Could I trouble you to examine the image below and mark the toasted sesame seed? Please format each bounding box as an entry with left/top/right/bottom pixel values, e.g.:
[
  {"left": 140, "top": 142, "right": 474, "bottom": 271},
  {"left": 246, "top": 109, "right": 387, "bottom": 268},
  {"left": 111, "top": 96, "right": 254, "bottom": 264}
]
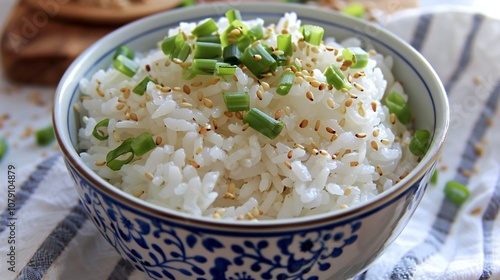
[
  {"left": 172, "top": 58, "right": 183, "bottom": 64},
  {"left": 287, "top": 150, "right": 293, "bottom": 159},
  {"left": 225, "top": 192, "right": 236, "bottom": 200},
  {"left": 173, "top": 86, "right": 182, "bottom": 92},
  {"left": 371, "top": 141, "right": 378, "bottom": 151},
  {"left": 373, "top": 129, "right": 380, "bottom": 137},
  {"left": 473, "top": 144, "right": 484, "bottom": 157},
  {"left": 96, "top": 85, "right": 105, "bottom": 97},
  {"left": 274, "top": 109, "right": 282, "bottom": 120},
  {"left": 350, "top": 161, "right": 359, "bottom": 167},
  {"left": 183, "top": 85, "right": 191, "bottom": 94},
  {"left": 130, "top": 112, "right": 138, "bottom": 121},
  {"left": 326, "top": 127, "right": 336, "bottom": 134},
  {"left": 206, "top": 77, "right": 220, "bottom": 86},
  {"left": 180, "top": 102, "right": 193, "bottom": 108},
  {"left": 376, "top": 165, "right": 383, "bottom": 175},
  {"left": 294, "top": 143, "right": 305, "bottom": 149},
  {"left": 353, "top": 83, "right": 364, "bottom": 92},
  {"left": 355, "top": 133, "right": 366, "bottom": 138},
  {"left": 471, "top": 207, "right": 482, "bottom": 215},
  {"left": 358, "top": 106, "right": 365, "bottom": 117},
  {"left": 195, "top": 145, "right": 203, "bottom": 155},
  {"left": 261, "top": 81, "right": 270, "bottom": 91},
  {"left": 344, "top": 188, "right": 352, "bottom": 195},
  {"left": 188, "top": 160, "right": 200, "bottom": 168},
  {"left": 235, "top": 111, "right": 243, "bottom": 120},
  {"left": 345, "top": 98, "right": 353, "bottom": 107},
  {"left": 113, "top": 130, "right": 120, "bottom": 142},
  {"left": 380, "top": 139, "right": 390, "bottom": 145},
  {"left": 313, "top": 120, "right": 320, "bottom": 131},
  {"left": 116, "top": 103, "right": 125, "bottom": 110},
  {"left": 461, "top": 168, "right": 472, "bottom": 178},
  {"left": 299, "top": 119, "right": 309, "bottom": 128},
  {"left": 228, "top": 28, "right": 242, "bottom": 36},
  {"left": 242, "top": 123, "right": 250, "bottom": 131},
  {"left": 145, "top": 172, "right": 154, "bottom": 180},
  {"left": 161, "top": 86, "right": 172, "bottom": 93},
  {"left": 310, "top": 80, "right": 320, "bottom": 88},
  {"left": 224, "top": 111, "right": 233, "bottom": 118},
  {"left": 213, "top": 212, "right": 221, "bottom": 219},
  {"left": 311, "top": 141, "right": 319, "bottom": 150},
  {"left": 95, "top": 160, "right": 106, "bottom": 166},
  {"left": 368, "top": 49, "right": 377, "bottom": 56},
  {"left": 339, "top": 204, "right": 348, "bottom": 209},
  {"left": 347, "top": 73, "right": 353, "bottom": 83},
  {"left": 327, "top": 98, "right": 335, "bottom": 109},
  {"left": 399, "top": 171, "right": 409, "bottom": 180},
  {"left": 336, "top": 56, "right": 343, "bottom": 62},
  {"left": 191, "top": 81, "right": 203, "bottom": 87},
  {"left": 123, "top": 89, "right": 131, "bottom": 99},
  {"left": 256, "top": 90, "right": 263, "bottom": 100},
  {"left": 284, "top": 161, "right": 292, "bottom": 169},
  {"left": 203, "top": 98, "right": 214, "bottom": 108},
  {"left": 348, "top": 92, "right": 358, "bottom": 99},
  {"left": 390, "top": 113, "right": 396, "bottom": 124},
  {"left": 145, "top": 94, "right": 152, "bottom": 101},
  {"left": 197, "top": 91, "right": 203, "bottom": 101},
  {"left": 134, "top": 190, "right": 145, "bottom": 198},
  {"left": 164, "top": 59, "right": 171, "bottom": 66},
  {"left": 306, "top": 91, "right": 314, "bottom": 101},
  {"left": 325, "top": 45, "right": 335, "bottom": 51},
  {"left": 312, "top": 148, "right": 319, "bottom": 155},
  {"left": 253, "top": 54, "right": 263, "bottom": 61},
  {"left": 371, "top": 101, "right": 377, "bottom": 112},
  {"left": 339, "top": 118, "right": 346, "bottom": 127},
  {"left": 319, "top": 150, "right": 329, "bottom": 157}
]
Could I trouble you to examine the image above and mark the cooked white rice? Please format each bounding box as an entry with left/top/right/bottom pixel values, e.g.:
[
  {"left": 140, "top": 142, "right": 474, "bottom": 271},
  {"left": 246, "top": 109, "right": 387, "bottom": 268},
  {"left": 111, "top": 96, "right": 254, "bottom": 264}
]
[{"left": 77, "top": 12, "right": 419, "bottom": 220}]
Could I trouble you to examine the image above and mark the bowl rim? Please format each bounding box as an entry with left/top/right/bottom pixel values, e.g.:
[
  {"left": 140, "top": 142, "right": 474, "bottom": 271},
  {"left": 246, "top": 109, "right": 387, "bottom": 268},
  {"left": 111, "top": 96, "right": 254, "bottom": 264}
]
[{"left": 53, "top": 2, "right": 449, "bottom": 230}]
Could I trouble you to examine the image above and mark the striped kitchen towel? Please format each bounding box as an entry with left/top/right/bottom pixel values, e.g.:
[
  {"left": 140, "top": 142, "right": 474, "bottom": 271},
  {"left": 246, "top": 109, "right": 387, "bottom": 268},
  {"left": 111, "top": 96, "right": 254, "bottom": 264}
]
[{"left": 1, "top": 5, "right": 500, "bottom": 280}]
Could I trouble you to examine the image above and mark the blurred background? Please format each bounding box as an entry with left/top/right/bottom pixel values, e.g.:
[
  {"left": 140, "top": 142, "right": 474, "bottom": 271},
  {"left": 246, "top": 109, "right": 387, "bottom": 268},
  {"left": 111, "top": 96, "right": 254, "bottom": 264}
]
[{"left": 0, "top": 0, "right": 497, "bottom": 170}]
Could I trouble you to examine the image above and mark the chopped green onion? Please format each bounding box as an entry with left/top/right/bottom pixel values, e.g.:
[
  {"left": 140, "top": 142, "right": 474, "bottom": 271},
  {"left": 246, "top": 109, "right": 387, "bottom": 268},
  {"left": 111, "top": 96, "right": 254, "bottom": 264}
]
[
  {"left": 430, "top": 169, "right": 438, "bottom": 185},
  {"left": 193, "top": 42, "right": 222, "bottom": 59},
  {"left": 323, "top": 63, "right": 352, "bottom": 90},
  {"left": 249, "top": 24, "right": 264, "bottom": 41},
  {"left": 171, "top": 42, "right": 191, "bottom": 62},
  {"left": 36, "top": 125, "right": 55, "bottom": 146},
  {"left": 240, "top": 43, "right": 277, "bottom": 78},
  {"left": 191, "top": 59, "right": 217, "bottom": 75},
  {"left": 300, "top": 25, "right": 324, "bottom": 46},
  {"left": 342, "top": 47, "right": 369, "bottom": 69},
  {"left": 342, "top": 3, "right": 366, "bottom": 18},
  {"left": 0, "top": 138, "right": 7, "bottom": 161},
  {"left": 223, "top": 44, "right": 243, "bottom": 65},
  {"left": 385, "top": 91, "right": 412, "bottom": 125},
  {"left": 92, "top": 118, "right": 110, "bottom": 141},
  {"left": 225, "top": 9, "right": 242, "bottom": 23},
  {"left": 106, "top": 138, "right": 134, "bottom": 171},
  {"left": 276, "top": 71, "right": 295, "bottom": 96},
  {"left": 132, "top": 76, "right": 157, "bottom": 96},
  {"left": 131, "top": 132, "right": 156, "bottom": 156},
  {"left": 243, "top": 108, "right": 284, "bottom": 140},
  {"left": 191, "top": 18, "right": 218, "bottom": 37},
  {"left": 114, "top": 55, "right": 138, "bottom": 77},
  {"left": 444, "top": 180, "right": 470, "bottom": 206},
  {"left": 215, "top": 63, "right": 237, "bottom": 76},
  {"left": 161, "top": 35, "right": 177, "bottom": 55},
  {"left": 113, "top": 45, "right": 134, "bottom": 60},
  {"left": 223, "top": 92, "right": 250, "bottom": 112},
  {"left": 220, "top": 20, "right": 248, "bottom": 47},
  {"left": 197, "top": 35, "right": 221, "bottom": 44},
  {"left": 409, "top": 129, "right": 431, "bottom": 157},
  {"left": 277, "top": 34, "right": 293, "bottom": 57},
  {"left": 182, "top": 66, "right": 196, "bottom": 80}
]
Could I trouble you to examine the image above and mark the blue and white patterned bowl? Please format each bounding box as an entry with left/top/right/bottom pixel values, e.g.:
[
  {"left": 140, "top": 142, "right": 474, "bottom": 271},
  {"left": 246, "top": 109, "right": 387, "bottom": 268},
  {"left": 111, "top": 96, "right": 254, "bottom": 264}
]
[{"left": 53, "top": 3, "right": 448, "bottom": 279}]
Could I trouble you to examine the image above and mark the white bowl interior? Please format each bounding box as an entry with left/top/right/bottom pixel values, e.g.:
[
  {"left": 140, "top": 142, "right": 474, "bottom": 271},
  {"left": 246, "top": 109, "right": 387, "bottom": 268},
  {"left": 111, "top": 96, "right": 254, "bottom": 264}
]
[{"left": 54, "top": 2, "right": 448, "bottom": 226}]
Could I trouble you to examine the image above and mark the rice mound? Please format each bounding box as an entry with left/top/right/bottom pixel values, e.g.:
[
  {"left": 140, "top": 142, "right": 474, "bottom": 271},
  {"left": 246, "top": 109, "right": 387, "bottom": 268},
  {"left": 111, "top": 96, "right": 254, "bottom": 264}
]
[{"left": 77, "top": 12, "right": 419, "bottom": 220}]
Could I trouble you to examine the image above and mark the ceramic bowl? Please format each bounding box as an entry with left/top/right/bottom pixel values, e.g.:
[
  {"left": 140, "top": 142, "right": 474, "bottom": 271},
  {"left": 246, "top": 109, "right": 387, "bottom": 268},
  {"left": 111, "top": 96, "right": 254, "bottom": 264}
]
[{"left": 53, "top": 2, "right": 449, "bottom": 279}]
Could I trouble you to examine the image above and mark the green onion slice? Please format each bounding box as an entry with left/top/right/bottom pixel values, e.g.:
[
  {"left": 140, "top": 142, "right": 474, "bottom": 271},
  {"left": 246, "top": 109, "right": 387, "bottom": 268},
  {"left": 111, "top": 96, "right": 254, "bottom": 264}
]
[
  {"left": 197, "top": 35, "right": 221, "bottom": 44},
  {"left": 191, "top": 18, "right": 218, "bottom": 37},
  {"left": 240, "top": 43, "right": 277, "bottom": 78},
  {"left": 194, "top": 42, "right": 222, "bottom": 59},
  {"left": 385, "top": 91, "right": 412, "bottom": 125},
  {"left": 444, "top": 180, "right": 470, "bottom": 206},
  {"left": 300, "top": 24, "right": 324, "bottom": 46},
  {"left": 342, "top": 47, "right": 369, "bottom": 69},
  {"left": 113, "top": 45, "right": 134, "bottom": 60},
  {"left": 430, "top": 169, "right": 438, "bottom": 185},
  {"left": 223, "top": 44, "right": 243, "bottom": 65},
  {"left": 220, "top": 20, "right": 248, "bottom": 47},
  {"left": 249, "top": 24, "right": 264, "bottom": 41},
  {"left": 276, "top": 71, "right": 295, "bottom": 96},
  {"left": 131, "top": 132, "right": 156, "bottom": 156},
  {"left": 0, "top": 138, "right": 7, "bottom": 161},
  {"left": 171, "top": 42, "right": 191, "bottom": 62},
  {"left": 36, "top": 125, "right": 55, "bottom": 146},
  {"left": 223, "top": 92, "right": 250, "bottom": 112},
  {"left": 342, "top": 3, "right": 366, "bottom": 18},
  {"left": 92, "top": 118, "right": 110, "bottom": 141},
  {"left": 114, "top": 55, "right": 138, "bottom": 77},
  {"left": 409, "top": 129, "right": 431, "bottom": 157},
  {"left": 215, "top": 63, "right": 237, "bottom": 76},
  {"left": 277, "top": 34, "right": 293, "bottom": 57},
  {"left": 161, "top": 35, "right": 177, "bottom": 55},
  {"left": 192, "top": 59, "right": 217, "bottom": 75},
  {"left": 106, "top": 138, "right": 134, "bottom": 171},
  {"left": 226, "top": 9, "right": 242, "bottom": 23},
  {"left": 323, "top": 63, "right": 352, "bottom": 90},
  {"left": 243, "top": 108, "right": 284, "bottom": 140},
  {"left": 132, "top": 76, "right": 157, "bottom": 96}
]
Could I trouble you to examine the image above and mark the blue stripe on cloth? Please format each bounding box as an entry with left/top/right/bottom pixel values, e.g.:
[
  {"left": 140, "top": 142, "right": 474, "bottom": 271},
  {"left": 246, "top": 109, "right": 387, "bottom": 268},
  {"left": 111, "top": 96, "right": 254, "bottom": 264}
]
[
  {"left": 410, "top": 13, "right": 434, "bottom": 51},
  {"left": 389, "top": 80, "right": 500, "bottom": 279},
  {"left": 480, "top": 174, "right": 500, "bottom": 279},
  {"left": 0, "top": 154, "right": 59, "bottom": 233},
  {"left": 15, "top": 202, "right": 89, "bottom": 280},
  {"left": 444, "top": 13, "right": 485, "bottom": 92},
  {"left": 107, "top": 258, "right": 136, "bottom": 280}
]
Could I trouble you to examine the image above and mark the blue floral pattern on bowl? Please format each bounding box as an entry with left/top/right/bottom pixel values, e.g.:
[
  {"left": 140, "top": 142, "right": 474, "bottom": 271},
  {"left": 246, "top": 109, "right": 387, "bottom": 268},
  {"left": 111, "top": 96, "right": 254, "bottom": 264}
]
[{"left": 66, "top": 161, "right": 363, "bottom": 280}]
